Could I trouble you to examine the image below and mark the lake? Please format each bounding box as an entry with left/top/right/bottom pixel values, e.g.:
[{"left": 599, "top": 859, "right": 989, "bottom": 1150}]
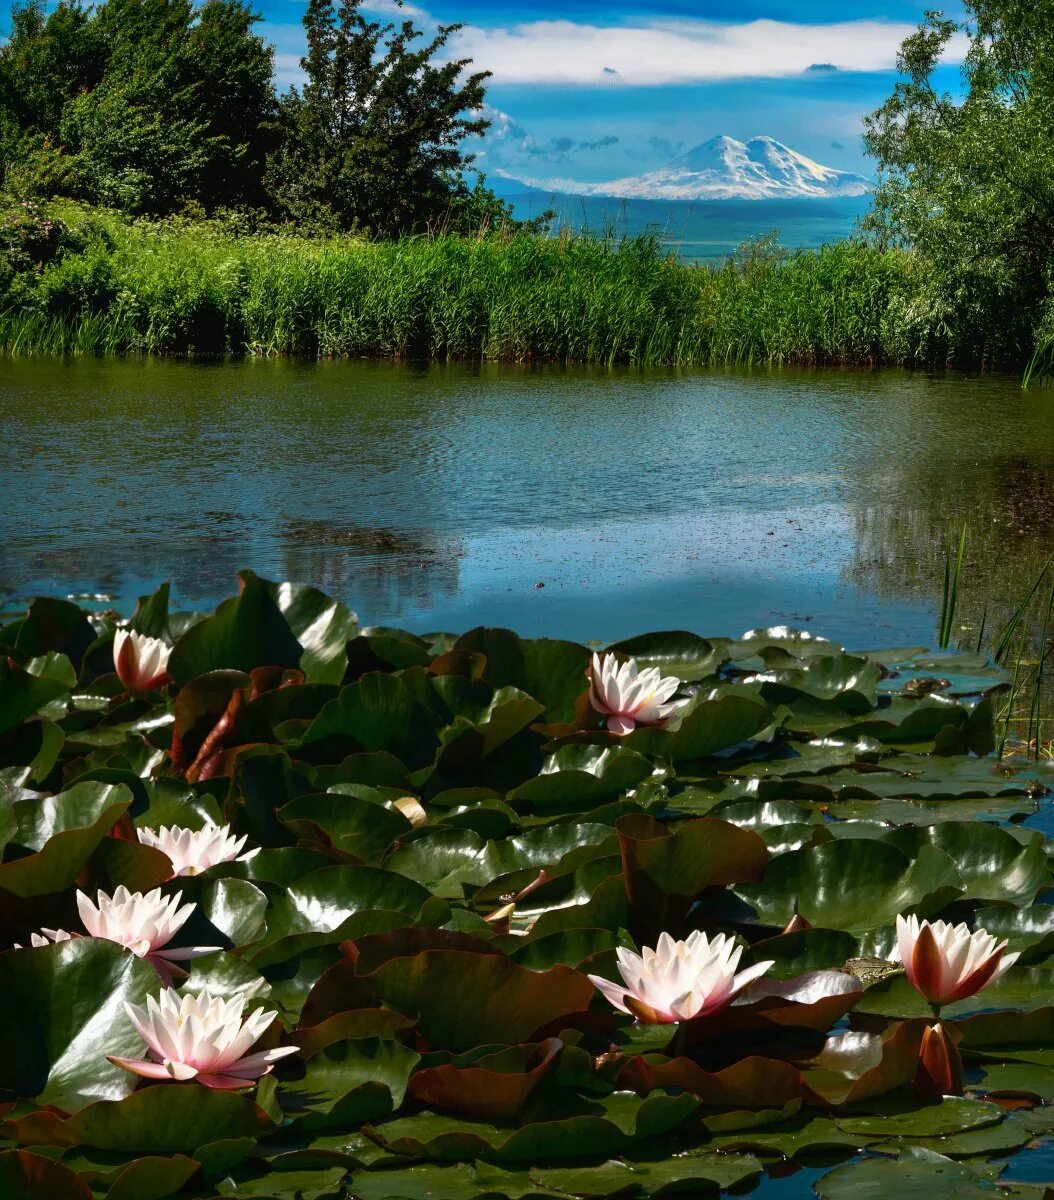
[
  {"left": 3, "top": 357, "right": 1053, "bottom": 652},
  {"left": 501, "top": 193, "right": 871, "bottom": 261}
]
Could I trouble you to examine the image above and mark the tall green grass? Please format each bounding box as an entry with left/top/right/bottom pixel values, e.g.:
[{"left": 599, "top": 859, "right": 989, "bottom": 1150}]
[{"left": 0, "top": 205, "right": 913, "bottom": 365}]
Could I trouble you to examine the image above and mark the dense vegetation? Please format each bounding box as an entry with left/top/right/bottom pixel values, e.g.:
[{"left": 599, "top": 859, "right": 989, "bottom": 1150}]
[
  {"left": 864, "top": 0, "right": 1054, "bottom": 372},
  {"left": 0, "top": 0, "right": 1050, "bottom": 366},
  {"left": 0, "top": 199, "right": 922, "bottom": 363},
  {"left": 0, "top": 0, "right": 509, "bottom": 233},
  {"left": 1, "top": 572, "right": 1053, "bottom": 1197}
]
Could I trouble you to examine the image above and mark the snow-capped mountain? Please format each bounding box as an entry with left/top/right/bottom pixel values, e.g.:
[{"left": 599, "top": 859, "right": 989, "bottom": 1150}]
[{"left": 506, "top": 135, "right": 872, "bottom": 201}]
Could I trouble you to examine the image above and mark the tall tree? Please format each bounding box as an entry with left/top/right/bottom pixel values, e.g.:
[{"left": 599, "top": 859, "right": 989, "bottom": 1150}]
[
  {"left": 863, "top": 0, "right": 1054, "bottom": 366},
  {"left": 0, "top": 0, "right": 275, "bottom": 213},
  {"left": 267, "top": 0, "right": 495, "bottom": 234}
]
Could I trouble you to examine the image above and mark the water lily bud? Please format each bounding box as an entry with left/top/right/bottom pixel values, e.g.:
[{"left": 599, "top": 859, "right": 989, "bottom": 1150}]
[
  {"left": 914, "top": 1020, "right": 964, "bottom": 1099},
  {"left": 588, "top": 653, "right": 688, "bottom": 735},
  {"left": 588, "top": 930, "right": 774, "bottom": 1024},
  {"left": 109, "top": 988, "right": 298, "bottom": 1089},
  {"left": 895, "top": 915, "right": 1018, "bottom": 1006},
  {"left": 113, "top": 628, "right": 172, "bottom": 692},
  {"left": 782, "top": 911, "right": 813, "bottom": 935}
]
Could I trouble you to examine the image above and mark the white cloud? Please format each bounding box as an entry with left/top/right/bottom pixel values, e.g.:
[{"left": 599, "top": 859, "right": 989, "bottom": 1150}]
[{"left": 448, "top": 18, "right": 968, "bottom": 86}]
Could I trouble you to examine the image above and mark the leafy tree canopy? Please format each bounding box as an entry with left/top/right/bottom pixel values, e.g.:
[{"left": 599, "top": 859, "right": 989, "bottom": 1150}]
[
  {"left": 864, "top": 0, "right": 1054, "bottom": 367},
  {"left": 0, "top": 0, "right": 513, "bottom": 231}
]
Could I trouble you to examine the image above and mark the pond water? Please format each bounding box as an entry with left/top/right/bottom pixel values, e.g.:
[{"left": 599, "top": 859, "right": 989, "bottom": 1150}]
[{"left": 3, "top": 357, "right": 1054, "bottom": 652}]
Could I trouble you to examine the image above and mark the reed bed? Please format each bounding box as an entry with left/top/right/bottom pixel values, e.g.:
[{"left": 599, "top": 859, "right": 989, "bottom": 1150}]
[{"left": 0, "top": 206, "right": 916, "bottom": 365}]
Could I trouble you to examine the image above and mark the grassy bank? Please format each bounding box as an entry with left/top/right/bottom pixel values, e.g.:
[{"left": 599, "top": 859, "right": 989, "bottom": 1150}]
[{"left": 0, "top": 198, "right": 959, "bottom": 366}]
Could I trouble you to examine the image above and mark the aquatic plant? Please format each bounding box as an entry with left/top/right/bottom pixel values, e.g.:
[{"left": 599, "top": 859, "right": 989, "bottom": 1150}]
[{"left": 0, "top": 573, "right": 1053, "bottom": 1196}]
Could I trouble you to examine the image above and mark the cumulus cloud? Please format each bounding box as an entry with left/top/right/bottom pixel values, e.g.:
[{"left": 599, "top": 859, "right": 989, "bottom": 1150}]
[{"left": 447, "top": 18, "right": 968, "bottom": 86}]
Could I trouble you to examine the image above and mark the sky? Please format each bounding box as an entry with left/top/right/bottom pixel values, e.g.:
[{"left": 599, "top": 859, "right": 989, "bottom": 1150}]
[{"left": 258, "top": 0, "right": 967, "bottom": 186}]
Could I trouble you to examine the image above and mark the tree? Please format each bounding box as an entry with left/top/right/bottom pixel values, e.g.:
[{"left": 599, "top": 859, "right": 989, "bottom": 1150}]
[
  {"left": 267, "top": 0, "right": 497, "bottom": 234},
  {"left": 0, "top": 0, "right": 275, "bottom": 213},
  {"left": 863, "top": 0, "right": 1054, "bottom": 366}
]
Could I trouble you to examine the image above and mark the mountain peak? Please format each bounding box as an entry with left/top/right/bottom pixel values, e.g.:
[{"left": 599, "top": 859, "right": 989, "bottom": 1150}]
[{"left": 543, "top": 134, "right": 873, "bottom": 202}]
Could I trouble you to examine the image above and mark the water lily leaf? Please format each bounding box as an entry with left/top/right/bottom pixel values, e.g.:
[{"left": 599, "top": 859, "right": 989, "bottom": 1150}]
[
  {"left": 251, "top": 865, "right": 433, "bottom": 964},
  {"left": 0, "top": 658, "right": 71, "bottom": 737},
  {"left": 367, "top": 1093, "right": 700, "bottom": 1164},
  {"left": 624, "top": 686, "right": 773, "bottom": 762},
  {"left": 735, "top": 840, "right": 964, "bottom": 932},
  {"left": 0, "top": 1150, "right": 93, "bottom": 1200},
  {"left": 508, "top": 746, "right": 654, "bottom": 812},
  {"left": 364, "top": 951, "right": 595, "bottom": 1051},
  {"left": 617, "top": 813, "right": 767, "bottom": 939},
  {"left": 407, "top": 1039, "right": 562, "bottom": 1120},
  {"left": 433, "top": 680, "right": 544, "bottom": 768},
  {"left": 814, "top": 1147, "right": 1025, "bottom": 1199},
  {"left": 104, "top": 1153, "right": 200, "bottom": 1200},
  {"left": 129, "top": 583, "right": 171, "bottom": 641},
  {"left": 384, "top": 828, "right": 486, "bottom": 893},
  {"left": 971, "top": 906, "right": 1054, "bottom": 962},
  {"left": 0, "top": 783, "right": 132, "bottom": 897},
  {"left": 278, "top": 791, "right": 412, "bottom": 861},
  {"left": 214, "top": 1164, "right": 349, "bottom": 1197},
  {"left": 168, "top": 572, "right": 303, "bottom": 686},
  {"left": 834, "top": 1097, "right": 1005, "bottom": 1138},
  {"left": 183, "top": 951, "right": 271, "bottom": 1002},
  {"left": 745, "top": 654, "right": 881, "bottom": 713},
  {"left": 451, "top": 629, "right": 590, "bottom": 725},
  {"left": 607, "top": 631, "right": 728, "bottom": 681},
  {"left": 252, "top": 574, "right": 357, "bottom": 685},
  {"left": 7, "top": 1084, "right": 274, "bottom": 1152},
  {"left": 281, "top": 1037, "right": 419, "bottom": 1130},
  {"left": 882, "top": 823, "right": 1050, "bottom": 906},
  {"left": 300, "top": 673, "right": 439, "bottom": 768},
  {"left": 13, "top": 597, "right": 95, "bottom": 669},
  {"left": 0, "top": 938, "right": 159, "bottom": 1110}
]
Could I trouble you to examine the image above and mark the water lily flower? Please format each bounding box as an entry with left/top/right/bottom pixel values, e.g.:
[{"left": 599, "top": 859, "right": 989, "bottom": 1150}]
[
  {"left": 915, "top": 1020, "right": 964, "bottom": 1099},
  {"left": 137, "top": 823, "right": 258, "bottom": 877},
  {"left": 895, "top": 915, "right": 1019, "bottom": 1009},
  {"left": 113, "top": 628, "right": 172, "bottom": 692},
  {"left": 588, "top": 931, "right": 774, "bottom": 1023},
  {"left": 588, "top": 653, "right": 688, "bottom": 735},
  {"left": 15, "top": 928, "right": 74, "bottom": 949},
  {"left": 109, "top": 988, "right": 298, "bottom": 1089},
  {"left": 77, "top": 886, "right": 219, "bottom": 984}
]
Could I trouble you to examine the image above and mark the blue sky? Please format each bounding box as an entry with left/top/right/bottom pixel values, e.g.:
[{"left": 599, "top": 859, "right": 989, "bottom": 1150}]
[
  {"left": 4, "top": 0, "right": 966, "bottom": 184},
  {"left": 258, "top": 0, "right": 967, "bottom": 184}
]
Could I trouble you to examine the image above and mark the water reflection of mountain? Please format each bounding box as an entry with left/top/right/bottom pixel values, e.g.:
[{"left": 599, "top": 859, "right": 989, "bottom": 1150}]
[
  {"left": 279, "top": 520, "right": 465, "bottom": 624},
  {"left": 845, "top": 456, "right": 1054, "bottom": 641}
]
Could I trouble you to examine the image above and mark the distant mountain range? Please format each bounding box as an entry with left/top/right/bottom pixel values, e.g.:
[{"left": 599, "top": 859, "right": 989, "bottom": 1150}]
[{"left": 493, "top": 135, "right": 873, "bottom": 202}]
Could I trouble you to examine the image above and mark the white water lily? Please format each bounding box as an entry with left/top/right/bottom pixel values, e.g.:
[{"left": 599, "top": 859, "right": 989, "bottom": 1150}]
[
  {"left": 77, "top": 886, "right": 219, "bottom": 983},
  {"left": 895, "top": 914, "right": 1019, "bottom": 1007},
  {"left": 137, "top": 823, "right": 257, "bottom": 877},
  {"left": 588, "top": 931, "right": 774, "bottom": 1023},
  {"left": 15, "top": 928, "right": 74, "bottom": 949},
  {"left": 588, "top": 652, "right": 688, "bottom": 735},
  {"left": 113, "top": 628, "right": 172, "bottom": 692},
  {"left": 109, "top": 988, "right": 298, "bottom": 1089}
]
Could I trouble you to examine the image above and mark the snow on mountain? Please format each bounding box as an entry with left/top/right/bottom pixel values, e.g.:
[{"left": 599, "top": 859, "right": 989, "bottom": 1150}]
[{"left": 510, "top": 135, "right": 873, "bottom": 201}]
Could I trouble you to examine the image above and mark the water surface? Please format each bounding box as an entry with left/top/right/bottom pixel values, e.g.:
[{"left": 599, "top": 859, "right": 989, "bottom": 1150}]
[{"left": 3, "top": 358, "right": 1053, "bottom": 647}]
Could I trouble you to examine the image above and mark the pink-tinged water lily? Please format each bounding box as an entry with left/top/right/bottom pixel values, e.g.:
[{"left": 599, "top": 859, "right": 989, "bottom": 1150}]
[
  {"left": 895, "top": 914, "right": 1019, "bottom": 1008},
  {"left": 113, "top": 628, "right": 172, "bottom": 692},
  {"left": 588, "top": 653, "right": 688, "bottom": 736},
  {"left": 78, "top": 886, "right": 219, "bottom": 984},
  {"left": 109, "top": 988, "right": 298, "bottom": 1090},
  {"left": 14, "top": 928, "right": 74, "bottom": 949},
  {"left": 137, "top": 823, "right": 258, "bottom": 877},
  {"left": 588, "top": 931, "right": 774, "bottom": 1023}
]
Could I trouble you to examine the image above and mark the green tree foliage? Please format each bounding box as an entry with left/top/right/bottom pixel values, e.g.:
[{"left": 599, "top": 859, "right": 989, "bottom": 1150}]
[
  {"left": 0, "top": 0, "right": 275, "bottom": 213},
  {"left": 864, "top": 0, "right": 1054, "bottom": 366},
  {"left": 267, "top": 0, "right": 505, "bottom": 234}
]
